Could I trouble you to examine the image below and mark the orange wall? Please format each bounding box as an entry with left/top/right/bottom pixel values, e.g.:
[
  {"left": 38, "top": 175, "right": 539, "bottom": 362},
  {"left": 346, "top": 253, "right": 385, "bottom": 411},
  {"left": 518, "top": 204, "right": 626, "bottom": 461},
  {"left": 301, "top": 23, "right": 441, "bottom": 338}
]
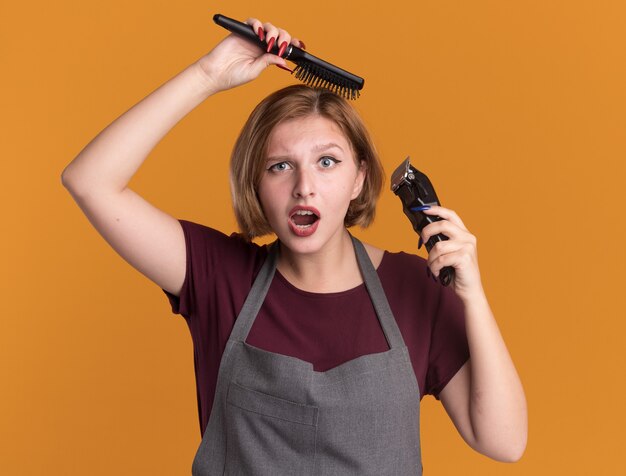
[{"left": 2, "top": 0, "right": 625, "bottom": 474}]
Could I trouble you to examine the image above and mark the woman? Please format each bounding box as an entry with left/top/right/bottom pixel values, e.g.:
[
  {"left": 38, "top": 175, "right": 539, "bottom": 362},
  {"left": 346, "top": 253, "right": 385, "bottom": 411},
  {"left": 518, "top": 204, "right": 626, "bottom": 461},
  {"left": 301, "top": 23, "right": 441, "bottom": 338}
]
[{"left": 62, "top": 17, "right": 527, "bottom": 475}]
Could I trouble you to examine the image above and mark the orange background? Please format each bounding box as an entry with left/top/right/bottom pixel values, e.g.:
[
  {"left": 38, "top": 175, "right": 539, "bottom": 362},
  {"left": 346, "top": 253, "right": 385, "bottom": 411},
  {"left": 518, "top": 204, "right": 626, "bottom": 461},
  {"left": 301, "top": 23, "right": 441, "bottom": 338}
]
[{"left": 2, "top": 0, "right": 625, "bottom": 474}]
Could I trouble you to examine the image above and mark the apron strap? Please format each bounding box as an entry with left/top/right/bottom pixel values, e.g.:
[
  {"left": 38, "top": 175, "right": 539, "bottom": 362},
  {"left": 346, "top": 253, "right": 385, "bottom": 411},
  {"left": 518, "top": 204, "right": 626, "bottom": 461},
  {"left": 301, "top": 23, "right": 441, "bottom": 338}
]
[
  {"left": 228, "top": 241, "right": 279, "bottom": 343},
  {"left": 350, "top": 234, "right": 406, "bottom": 350},
  {"left": 230, "top": 235, "right": 407, "bottom": 350}
]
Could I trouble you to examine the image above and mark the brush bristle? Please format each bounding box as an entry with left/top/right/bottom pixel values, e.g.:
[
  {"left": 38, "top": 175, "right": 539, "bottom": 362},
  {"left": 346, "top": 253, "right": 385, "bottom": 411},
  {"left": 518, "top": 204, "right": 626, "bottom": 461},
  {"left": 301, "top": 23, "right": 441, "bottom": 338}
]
[{"left": 293, "top": 63, "right": 361, "bottom": 100}]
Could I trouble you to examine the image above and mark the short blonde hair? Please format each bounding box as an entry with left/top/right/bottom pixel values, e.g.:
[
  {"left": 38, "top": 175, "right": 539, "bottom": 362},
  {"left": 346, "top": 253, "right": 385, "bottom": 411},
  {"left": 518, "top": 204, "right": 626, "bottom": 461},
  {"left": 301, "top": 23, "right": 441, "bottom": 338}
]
[{"left": 230, "top": 85, "right": 384, "bottom": 240}]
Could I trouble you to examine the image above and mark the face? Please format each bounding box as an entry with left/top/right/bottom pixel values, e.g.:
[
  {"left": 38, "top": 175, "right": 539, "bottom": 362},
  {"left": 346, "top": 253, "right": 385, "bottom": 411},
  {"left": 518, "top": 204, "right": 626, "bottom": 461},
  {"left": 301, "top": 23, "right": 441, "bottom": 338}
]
[{"left": 257, "top": 115, "right": 366, "bottom": 256}]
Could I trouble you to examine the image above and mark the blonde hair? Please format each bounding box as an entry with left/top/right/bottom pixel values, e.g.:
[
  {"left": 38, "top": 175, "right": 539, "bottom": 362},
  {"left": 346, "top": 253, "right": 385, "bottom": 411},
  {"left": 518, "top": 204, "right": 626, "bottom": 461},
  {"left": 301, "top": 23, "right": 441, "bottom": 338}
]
[{"left": 230, "top": 85, "right": 384, "bottom": 240}]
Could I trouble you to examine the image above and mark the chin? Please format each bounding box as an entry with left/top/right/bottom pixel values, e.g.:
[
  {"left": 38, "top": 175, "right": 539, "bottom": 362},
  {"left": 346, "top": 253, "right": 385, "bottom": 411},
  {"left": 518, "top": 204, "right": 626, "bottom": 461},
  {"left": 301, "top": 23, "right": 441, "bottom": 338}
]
[{"left": 278, "top": 234, "right": 325, "bottom": 255}]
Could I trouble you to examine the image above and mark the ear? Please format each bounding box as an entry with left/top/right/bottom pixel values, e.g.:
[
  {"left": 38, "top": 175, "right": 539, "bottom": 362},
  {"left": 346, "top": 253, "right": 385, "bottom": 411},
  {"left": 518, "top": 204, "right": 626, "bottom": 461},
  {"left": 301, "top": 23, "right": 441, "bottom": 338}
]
[{"left": 351, "top": 160, "right": 367, "bottom": 200}]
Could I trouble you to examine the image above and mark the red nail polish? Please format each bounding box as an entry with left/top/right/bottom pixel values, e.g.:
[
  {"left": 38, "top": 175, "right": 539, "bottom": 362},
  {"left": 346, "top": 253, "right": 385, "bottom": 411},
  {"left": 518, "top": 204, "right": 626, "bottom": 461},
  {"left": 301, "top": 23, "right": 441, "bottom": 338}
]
[
  {"left": 275, "top": 64, "right": 294, "bottom": 73},
  {"left": 257, "top": 27, "right": 265, "bottom": 41},
  {"left": 266, "top": 37, "right": 275, "bottom": 53},
  {"left": 277, "top": 41, "right": 288, "bottom": 58},
  {"left": 299, "top": 40, "right": 306, "bottom": 50}
]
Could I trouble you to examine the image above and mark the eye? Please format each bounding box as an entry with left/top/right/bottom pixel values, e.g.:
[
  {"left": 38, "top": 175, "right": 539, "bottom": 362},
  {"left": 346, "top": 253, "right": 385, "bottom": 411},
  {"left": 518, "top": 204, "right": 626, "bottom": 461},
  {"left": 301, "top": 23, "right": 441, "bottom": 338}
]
[
  {"left": 319, "top": 156, "right": 340, "bottom": 168},
  {"left": 267, "top": 161, "right": 292, "bottom": 172}
]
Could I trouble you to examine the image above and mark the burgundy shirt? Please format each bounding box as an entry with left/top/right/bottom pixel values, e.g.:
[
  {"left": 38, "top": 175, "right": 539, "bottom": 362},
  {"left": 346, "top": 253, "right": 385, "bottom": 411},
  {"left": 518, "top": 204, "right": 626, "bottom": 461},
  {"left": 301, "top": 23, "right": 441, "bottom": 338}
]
[{"left": 162, "top": 220, "right": 470, "bottom": 436}]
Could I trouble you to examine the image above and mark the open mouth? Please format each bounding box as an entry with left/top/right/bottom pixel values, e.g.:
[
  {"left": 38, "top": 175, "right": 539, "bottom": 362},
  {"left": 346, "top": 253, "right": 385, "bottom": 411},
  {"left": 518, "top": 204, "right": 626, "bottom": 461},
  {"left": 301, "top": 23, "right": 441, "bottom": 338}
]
[{"left": 290, "top": 209, "right": 320, "bottom": 229}]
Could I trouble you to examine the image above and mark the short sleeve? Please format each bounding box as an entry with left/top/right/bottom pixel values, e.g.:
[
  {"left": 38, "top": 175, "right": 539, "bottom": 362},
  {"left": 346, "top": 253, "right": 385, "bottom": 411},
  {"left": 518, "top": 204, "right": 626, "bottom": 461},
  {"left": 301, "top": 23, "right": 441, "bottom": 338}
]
[
  {"left": 424, "top": 285, "right": 470, "bottom": 399},
  {"left": 160, "top": 219, "right": 265, "bottom": 321},
  {"left": 161, "top": 219, "right": 201, "bottom": 319}
]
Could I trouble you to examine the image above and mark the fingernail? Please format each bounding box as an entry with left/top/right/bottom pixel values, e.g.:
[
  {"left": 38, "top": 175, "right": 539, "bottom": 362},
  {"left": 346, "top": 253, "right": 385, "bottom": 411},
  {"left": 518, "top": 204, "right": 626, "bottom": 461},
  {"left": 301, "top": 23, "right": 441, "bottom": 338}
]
[
  {"left": 277, "top": 41, "right": 288, "bottom": 58},
  {"left": 257, "top": 27, "right": 265, "bottom": 41},
  {"left": 418, "top": 237, "right": 423, "bottom": 249},
  {"left": 411, "top": 205, "right": 431, "bottom": 212},
  {"left": 299, "top": 40, "right": 306, "bottom": 50},
  {"left": 266, "top": 37, "right": 275, "bottom": 53},
  {"left": 275, "top": 64, "right": 293, "bottom": 73}
]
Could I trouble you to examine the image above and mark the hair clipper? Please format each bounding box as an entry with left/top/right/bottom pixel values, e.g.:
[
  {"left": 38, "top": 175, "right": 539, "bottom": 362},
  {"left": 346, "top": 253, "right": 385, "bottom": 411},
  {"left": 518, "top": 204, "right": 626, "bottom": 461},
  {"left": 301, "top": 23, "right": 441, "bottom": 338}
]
[{"left": 391, "top": 157, "right": 455, "bottom": 286}]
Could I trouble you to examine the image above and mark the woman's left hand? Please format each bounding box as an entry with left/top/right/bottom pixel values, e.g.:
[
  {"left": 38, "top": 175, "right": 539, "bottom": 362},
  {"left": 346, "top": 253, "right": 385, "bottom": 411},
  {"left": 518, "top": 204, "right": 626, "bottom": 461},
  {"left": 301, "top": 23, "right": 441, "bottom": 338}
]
[
  {"left": 422, "top": 206, "right": 528, "bottom": 461},
  {"left": 420, "top": 206, "right": 484, "bottom": 301}
]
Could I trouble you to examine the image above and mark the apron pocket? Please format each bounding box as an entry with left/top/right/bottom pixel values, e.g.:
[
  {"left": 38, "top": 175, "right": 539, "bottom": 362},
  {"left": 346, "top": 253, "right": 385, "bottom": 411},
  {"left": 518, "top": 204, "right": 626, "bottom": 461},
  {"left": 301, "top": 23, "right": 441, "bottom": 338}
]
[{"left": 224, "top": 381, "right": 318, "bottom": 476}]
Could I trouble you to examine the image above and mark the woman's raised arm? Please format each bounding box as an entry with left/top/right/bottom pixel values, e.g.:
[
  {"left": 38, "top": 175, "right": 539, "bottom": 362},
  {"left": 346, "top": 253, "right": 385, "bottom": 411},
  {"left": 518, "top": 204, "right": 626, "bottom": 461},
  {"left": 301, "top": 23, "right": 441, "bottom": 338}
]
[{"left": 61, "top": 19, "right": 297, "bottom": 296}]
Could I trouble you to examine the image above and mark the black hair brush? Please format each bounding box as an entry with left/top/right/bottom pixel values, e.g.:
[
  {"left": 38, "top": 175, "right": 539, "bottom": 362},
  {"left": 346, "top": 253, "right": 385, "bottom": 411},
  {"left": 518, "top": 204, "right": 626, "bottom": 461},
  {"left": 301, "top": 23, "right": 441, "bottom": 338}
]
[{"left": 213, "top": 14, "right": 365, "bottom": 100}]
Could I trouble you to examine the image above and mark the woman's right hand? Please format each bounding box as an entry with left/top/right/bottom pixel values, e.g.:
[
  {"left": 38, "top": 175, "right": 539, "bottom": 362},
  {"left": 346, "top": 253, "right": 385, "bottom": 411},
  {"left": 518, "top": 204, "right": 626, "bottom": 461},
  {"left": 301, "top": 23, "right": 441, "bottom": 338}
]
[{"left": 194, "top": 18, "right": 304, "bottom": 94}]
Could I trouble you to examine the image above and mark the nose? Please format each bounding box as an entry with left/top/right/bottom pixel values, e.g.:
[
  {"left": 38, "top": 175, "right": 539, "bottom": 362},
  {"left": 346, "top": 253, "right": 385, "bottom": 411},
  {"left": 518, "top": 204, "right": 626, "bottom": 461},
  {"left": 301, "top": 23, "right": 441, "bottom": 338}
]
[{"left": 292, "top": 166, "right": 315, "bottom": 199}]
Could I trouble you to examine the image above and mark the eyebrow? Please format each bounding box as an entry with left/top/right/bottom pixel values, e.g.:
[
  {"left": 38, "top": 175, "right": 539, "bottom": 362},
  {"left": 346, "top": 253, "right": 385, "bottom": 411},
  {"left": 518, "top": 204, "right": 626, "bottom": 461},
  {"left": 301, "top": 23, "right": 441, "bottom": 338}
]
[
  {"left": 266, "top": 143, "right": 344, "bottom": 161},
  {"left": 313, "top": 143, "right": 344, "bottom": 152}
]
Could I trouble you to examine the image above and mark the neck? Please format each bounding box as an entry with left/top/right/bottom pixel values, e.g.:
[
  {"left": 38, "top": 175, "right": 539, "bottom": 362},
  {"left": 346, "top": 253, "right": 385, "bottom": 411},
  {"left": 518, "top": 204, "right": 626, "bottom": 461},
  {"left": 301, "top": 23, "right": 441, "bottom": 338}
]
[{"left": 276, "top": 229, "right": 362, "bottom": 293}]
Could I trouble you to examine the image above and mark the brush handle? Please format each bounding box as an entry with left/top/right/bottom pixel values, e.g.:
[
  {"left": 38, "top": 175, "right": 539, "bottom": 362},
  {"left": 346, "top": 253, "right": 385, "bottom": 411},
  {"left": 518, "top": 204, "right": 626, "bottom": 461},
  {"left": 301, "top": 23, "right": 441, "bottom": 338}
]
[
  {"left": 213, "top": 14, "right": 310, "bottom": 64},
  {"left": 213, "top": 13, "right": 364, "bottom": 92},
  {"left": 213, "top": 14, "right": 284, "bottom": 56}
]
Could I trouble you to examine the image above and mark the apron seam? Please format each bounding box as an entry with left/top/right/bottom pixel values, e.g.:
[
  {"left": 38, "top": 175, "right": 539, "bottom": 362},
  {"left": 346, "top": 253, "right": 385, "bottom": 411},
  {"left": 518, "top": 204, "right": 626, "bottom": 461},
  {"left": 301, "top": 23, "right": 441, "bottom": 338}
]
[{"left": 226, "top": 401, "right": 318, "bottom": 427}]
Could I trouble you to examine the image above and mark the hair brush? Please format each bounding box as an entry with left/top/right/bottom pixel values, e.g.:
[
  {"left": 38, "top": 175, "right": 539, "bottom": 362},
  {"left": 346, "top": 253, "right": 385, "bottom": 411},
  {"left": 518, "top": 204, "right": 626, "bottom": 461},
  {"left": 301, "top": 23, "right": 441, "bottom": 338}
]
[{"left": 213, "top": 14, "right": 365, "bottom": 100}]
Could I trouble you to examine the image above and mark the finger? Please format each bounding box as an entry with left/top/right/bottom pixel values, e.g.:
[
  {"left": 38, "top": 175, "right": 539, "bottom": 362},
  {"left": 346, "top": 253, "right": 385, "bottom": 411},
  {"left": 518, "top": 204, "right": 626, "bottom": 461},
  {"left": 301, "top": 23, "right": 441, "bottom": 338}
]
[
  {"left": 427, "top": 239, "right": 468, "bottom": 267},
  {"left": 262, "top": 22, "right": 280, "bottom": 52},
  {"left": 275, "top": 29, "right": 292, "bottom": 58},
  {"left": 421, "top": 206, "right": 468, "bottom": 231},
  {"left": 291, "top": 37, "right": 306, "bottom": 49},
  {"left": 423, "top": 228, "right": 476, "bottom": 254},
  {"left": 421, "top": 219, "right": 467, "bottom": 244},
  {"left": 251, "top": 52, "right": 289, "bottom": 75},
  {"left": 275, "top": 63, "right": 294, "bottom": 73},
  {"left": 430, "top": 244, "right": 476, "bottom": 278},
  {"left": 428, "top": 240, "right": 472, "bottom": 263},
  {"left": 245, "top": 18, "right": 265, "bottom": 41}
]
